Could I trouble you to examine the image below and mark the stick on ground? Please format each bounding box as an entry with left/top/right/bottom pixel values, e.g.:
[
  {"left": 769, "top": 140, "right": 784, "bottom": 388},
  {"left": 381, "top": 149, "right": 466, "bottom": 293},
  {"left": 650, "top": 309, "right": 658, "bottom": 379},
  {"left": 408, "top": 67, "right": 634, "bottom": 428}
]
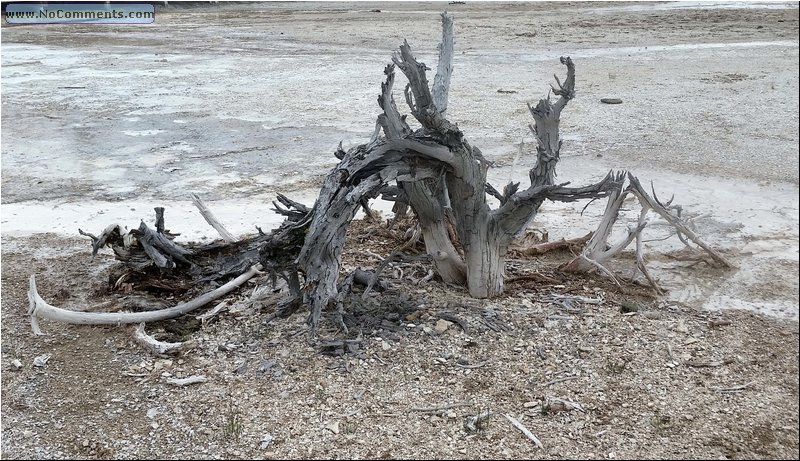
[{"left": 502, "top": 413, "right": 544, "bottom": 449}]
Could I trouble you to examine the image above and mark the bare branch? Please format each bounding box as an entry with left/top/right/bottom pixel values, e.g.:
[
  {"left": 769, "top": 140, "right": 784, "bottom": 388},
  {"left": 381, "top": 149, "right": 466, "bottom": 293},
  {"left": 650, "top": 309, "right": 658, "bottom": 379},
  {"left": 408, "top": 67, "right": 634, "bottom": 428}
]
[
  {"left": 27, "top": 264, "right": 262, "bottom": 333},
  {"left": 190, "top": 193, "right": 237, "bottom": 243},
  {"left": 432, "top": 12, "right": 455, "bottom": 116}
]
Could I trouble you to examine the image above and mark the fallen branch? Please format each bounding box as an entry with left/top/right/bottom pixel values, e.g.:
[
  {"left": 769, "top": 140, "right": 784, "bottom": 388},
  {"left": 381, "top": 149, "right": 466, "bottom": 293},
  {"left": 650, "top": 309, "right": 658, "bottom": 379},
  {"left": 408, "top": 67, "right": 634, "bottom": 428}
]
[
  {"left": 409, "top": 401, "right": 472, "bottom": 414},
  {"left": 514, "top": 232, "right": 592, "bottom": 256},
  {"left": 190, "top": 193, "right": 237, "bottom": 243},
  {"left": 133, "top": 323, "right": 196, "bottom": 356},
  {"left": 502, "top": 413, "right": 543, "bottom": 449},
  {"left": 27, "top": 264, "right": 262, "bottom": 334}
]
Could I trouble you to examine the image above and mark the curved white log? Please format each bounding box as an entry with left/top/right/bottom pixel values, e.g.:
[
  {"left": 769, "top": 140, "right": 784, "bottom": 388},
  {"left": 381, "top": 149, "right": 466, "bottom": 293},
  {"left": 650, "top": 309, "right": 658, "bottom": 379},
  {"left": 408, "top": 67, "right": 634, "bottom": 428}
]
[{"left": 27, "top": 264, "right": 262, "bottom": 334}]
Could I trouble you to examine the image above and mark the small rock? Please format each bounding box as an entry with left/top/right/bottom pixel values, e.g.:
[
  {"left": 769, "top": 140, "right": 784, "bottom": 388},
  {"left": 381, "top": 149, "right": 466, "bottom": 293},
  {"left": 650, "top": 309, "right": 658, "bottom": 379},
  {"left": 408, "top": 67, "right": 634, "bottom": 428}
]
[
  {"left": 260, "top": 433, "right": 274, "bottom": 449},
  {"left": 11, "top": 359, "right": 22, "bottom": 370},
  {"left": 22, "top": 430, "right": 34, "bottom": 437},
  {"left": 381, "top": 341, "right": 391, "bottom": 351},
  {"left": 146, "top": 408, "right": 159, "bottom": 419},
  {"left": 435, "top": 319, "right": 453, "bottom": 334},
  {"left": 600, "top": 98, "right": 623, "bottom": 104},
  {"left": 151, "top": 422, "right": 159, "bottom": 430},
  {"left": 325, "top": 421, "right": 340, "bottom": 434},
  {"left": 543, "top": 320, "right": 559, "bottom": 329},
  {"left": 523, "top": 401, "right": 538, "bottom": 408},
  {"left": 33, "top": 354, "right": 51, "bottom": 367}
]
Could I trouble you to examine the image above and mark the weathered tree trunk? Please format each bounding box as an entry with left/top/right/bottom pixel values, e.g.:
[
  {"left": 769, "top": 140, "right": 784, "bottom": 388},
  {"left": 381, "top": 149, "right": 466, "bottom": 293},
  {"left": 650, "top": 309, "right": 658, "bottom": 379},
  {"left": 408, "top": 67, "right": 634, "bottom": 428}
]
[
  {"left": 295, "top": 18, "right": 622, "bottom": 328},
  {"left": 29, "top": 12, "right": 731, "bottom": 337}
]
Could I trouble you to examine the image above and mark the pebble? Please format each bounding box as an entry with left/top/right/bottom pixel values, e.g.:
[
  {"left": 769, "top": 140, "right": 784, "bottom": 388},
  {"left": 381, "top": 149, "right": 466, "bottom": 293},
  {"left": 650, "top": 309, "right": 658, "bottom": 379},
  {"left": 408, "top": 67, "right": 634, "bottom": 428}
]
[
  {"left": 325, "top": 421, "right": 340, "bottom": 434},
  {"left": 600, "top": 98, "right": 623, "bottom": 104},
  {"left": 33, "top": 354, "right": 51, "bottom": 367},
  {"left": 435, "top": 319, "right": 453, "bottom": 334}
]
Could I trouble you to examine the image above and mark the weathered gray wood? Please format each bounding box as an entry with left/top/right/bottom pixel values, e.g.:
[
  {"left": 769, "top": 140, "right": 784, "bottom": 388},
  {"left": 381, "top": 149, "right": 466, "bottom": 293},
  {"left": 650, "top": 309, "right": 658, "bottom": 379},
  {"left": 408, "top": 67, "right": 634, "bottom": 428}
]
[
  {"left": 191, "top": 193, "right": 237, "bottom": 243},
  {"left": 432, "top": 12, "right": 454, "bottom": 117},
  {"left": 561, "top": 172, "right": 731, "bottom": 290},
  {"left": 50, "top": 13, "right": 732, "bottom": 337}
]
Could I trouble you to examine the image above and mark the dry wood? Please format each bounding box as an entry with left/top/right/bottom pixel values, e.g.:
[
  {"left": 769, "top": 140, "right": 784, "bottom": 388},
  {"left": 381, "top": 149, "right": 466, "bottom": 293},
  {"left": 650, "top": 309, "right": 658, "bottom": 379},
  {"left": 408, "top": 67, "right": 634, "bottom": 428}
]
[
  {"left": 686, "top": 357, "right": 735, "bottom": 368},
  {"left": 133, "top": 323, "right": 196, "bottom": 356},
  {"left": 50, "top": 13, "right": 737, "bottom": 338},
  {"left": 27, "top": 264, "right": 262, "bottom": 334},
  {"left": 455, "top": 361, "right": 488, "bottom": 369},
  {"left": 190, "top": 193, "right": 237, "bottom": 243},
  {"left": 712, "top": 382, "right": 755, "bottom": 393},
  {"left": 515, "top": 232, "right": 592, "bottom": 256},
  {"left": 165, "top": 375, "right": 208, "bottom": 386},
  {"left": 562, "top": 173, "right": 732, "bottom": 292},
  {"left": 539, "top": 375, "right": 579, "bottom": 387},
  {"left": 196, "top": 300, "right": 229, "bottom": 324},
  {"left": 502, "top": 413, "right": 544, "bottom": 449},
  {"left": 409, "top": 401, "right": 472, "bottom": 413}
]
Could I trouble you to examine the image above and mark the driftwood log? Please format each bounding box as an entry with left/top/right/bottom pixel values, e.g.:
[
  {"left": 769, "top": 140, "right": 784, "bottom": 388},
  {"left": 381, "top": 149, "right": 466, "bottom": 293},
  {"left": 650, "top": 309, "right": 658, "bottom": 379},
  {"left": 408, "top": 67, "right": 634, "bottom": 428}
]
[{"left": 28, "top": 12, "right": 731, "bottom": 337}]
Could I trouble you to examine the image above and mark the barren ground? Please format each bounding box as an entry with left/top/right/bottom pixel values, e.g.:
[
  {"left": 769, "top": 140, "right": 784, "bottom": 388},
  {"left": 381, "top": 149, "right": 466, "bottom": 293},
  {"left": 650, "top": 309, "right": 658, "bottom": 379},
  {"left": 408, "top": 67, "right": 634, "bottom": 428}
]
[{"left": 1, "top": 2, "right": 799, "bottom": 460}]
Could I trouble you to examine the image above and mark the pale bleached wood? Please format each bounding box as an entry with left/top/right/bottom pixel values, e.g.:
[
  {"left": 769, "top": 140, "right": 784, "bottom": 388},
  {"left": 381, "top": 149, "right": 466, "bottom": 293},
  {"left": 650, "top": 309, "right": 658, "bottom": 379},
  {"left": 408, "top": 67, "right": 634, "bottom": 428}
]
[
  {"left": 27, "top": 264, "right": 262, "bottom": 334},
  {"left": 134, "top": 323, "right": 196, "bottom": 356},
  {"left": 502, "top": 413, "right": 544, "bottom": 449},
  {"left": 190, "top": 193, "right": 237, "bottom": 243}
]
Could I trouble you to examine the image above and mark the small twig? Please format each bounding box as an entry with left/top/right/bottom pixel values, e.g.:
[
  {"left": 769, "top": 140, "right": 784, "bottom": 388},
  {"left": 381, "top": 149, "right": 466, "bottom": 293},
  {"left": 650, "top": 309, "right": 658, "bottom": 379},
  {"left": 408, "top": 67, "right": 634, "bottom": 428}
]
[
  {"left": 686, "top": 358, "right": 734, "bottom": 368},
  {"left": 539, "top": 375, "right": 579, "bottom": 387},
  {"left": 409, "top": 401, "right": 472, "bottom": 414},
  {"left": 666, "top": 342, "right": 680, "bottom": 364},
  {"left": 712, "top": 382, "right": 755, "bottom": 393},
  {"left": 502, "top": 413, "right": 543, "bottom": 449},
  {"left": 546, "top": 398, "right": 585, "bottom": 413},
  {"left": 455, "top": 361, "right": 488, "bottom": 369},
  {"left": 165, "top": 375, "right": 208, "bottom": 386}
]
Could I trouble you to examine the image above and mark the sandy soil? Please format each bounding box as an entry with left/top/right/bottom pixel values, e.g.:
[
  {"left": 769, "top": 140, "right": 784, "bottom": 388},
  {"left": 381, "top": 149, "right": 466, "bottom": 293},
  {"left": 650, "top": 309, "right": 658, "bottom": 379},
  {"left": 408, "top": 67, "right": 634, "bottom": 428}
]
[{"left": 1, "top": 2, "right": 799, "bottom": 459}]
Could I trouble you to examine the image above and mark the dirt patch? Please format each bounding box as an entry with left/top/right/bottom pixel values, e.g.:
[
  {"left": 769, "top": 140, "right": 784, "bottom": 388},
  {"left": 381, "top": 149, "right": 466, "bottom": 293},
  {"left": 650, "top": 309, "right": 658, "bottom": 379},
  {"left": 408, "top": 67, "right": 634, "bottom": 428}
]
[{"left": 2, "top": 220, "right": 798, "bottom": 460}]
